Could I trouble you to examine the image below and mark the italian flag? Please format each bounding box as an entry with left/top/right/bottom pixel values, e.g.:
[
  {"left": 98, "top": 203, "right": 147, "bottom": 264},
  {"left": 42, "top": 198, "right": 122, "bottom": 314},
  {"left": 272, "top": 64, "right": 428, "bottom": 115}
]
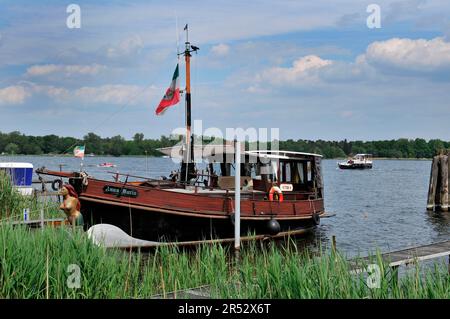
[
  {"left": 155, "top": 64, "right": 180, "bottom": 115},
  {"left": 73, "top": 145, "right": 85, "bottom": 158}
]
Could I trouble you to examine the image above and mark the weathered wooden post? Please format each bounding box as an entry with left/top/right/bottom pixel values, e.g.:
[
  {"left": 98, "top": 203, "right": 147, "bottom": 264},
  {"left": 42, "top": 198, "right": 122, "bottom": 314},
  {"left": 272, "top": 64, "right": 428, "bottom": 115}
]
[
  {"left": 427, "top": 150, "right": 449, "bottom": 212},
  {"left": 440, "top": 153, "right": 449, "bottom": 212},
  {"left": 427, "top": 155, "right": 440, "bottom": 211}
]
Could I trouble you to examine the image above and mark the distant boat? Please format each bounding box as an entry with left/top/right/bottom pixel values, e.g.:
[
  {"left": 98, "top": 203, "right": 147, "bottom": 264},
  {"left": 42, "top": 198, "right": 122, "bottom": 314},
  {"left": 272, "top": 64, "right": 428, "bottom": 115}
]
[
  {"left": 0, "top": 162, "right": 34, "bottom": 195},
  {"left": 338, "top": 154, "right": 373, "bottom": 169},
  {"left": 98, "top": 162, "right": 116, "bottom": 168}
]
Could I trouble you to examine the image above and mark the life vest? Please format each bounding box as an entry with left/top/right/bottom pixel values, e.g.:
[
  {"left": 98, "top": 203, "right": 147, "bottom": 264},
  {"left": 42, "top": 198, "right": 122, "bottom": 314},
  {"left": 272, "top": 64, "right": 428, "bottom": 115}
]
[{"left": 268, "top": 186, "right": 284, "bottom": 202}]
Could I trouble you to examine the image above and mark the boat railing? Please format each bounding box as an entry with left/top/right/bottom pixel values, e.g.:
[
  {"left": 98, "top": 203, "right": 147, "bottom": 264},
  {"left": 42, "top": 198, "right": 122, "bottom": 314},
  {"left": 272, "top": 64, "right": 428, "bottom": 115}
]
[{"left": 106, "top": 171, "right": 216, "bottom": 189}]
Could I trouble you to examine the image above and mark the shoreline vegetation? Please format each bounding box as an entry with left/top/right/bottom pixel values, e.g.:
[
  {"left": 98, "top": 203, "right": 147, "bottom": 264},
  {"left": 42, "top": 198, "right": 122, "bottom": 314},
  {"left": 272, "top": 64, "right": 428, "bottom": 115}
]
[
  {"left": 0, "top": 174, "right": 449, "bottom": 299},
  {"left": 0, "top": 131, "right": 449, "bottom": 159},
  {"left": 0, "top": 223, "right": 449, "bottom": 299}
]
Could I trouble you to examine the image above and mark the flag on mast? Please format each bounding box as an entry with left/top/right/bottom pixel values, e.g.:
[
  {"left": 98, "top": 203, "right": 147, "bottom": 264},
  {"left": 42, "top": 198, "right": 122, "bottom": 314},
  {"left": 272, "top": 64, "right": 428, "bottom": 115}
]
[
  {"left": 155, "top": 64, "right": 180, "bottom": 115},
  {"left": 73, "top": 145, "right": 85, "bottom": 158}
]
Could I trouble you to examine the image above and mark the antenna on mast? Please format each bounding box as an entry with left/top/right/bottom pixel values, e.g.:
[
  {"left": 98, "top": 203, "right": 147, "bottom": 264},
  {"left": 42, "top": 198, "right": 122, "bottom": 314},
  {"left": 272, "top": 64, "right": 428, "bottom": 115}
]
[{"left": 175, "top": 12, "right": 180, "bottom": 58}]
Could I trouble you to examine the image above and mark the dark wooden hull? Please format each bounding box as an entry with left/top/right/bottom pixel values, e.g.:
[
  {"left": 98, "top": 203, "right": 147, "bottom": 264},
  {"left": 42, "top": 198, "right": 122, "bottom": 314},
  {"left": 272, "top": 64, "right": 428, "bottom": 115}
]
[{"left": 81, "top": 199, "right": 319, "bottom": 241}]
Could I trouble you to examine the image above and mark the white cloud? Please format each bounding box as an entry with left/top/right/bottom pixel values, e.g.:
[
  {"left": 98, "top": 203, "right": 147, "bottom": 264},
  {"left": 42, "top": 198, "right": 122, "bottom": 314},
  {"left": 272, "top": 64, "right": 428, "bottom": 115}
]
[
  {"left": 74, "top": 84, "right": 156, "bottom": 105},
  {"left": 211, "top": 44, "right": 230, "bottom": 57},
  {"left": 106, "top": 35, "right": 144, "bottom": 59},
  {"left": 365, "top": 37, "right": 450, "bottom": 73},
  {"left": 26, "top": 64, "right": 106, "bottom": 77},
  {"left": 257, "top": 55, "right": 332, "bottom": 85},
  {"left": 0, "top": 86, "right": 30, "bottom": 105},
  {"left": 31, "top": 84, "right": 70, "bottom": 100}
]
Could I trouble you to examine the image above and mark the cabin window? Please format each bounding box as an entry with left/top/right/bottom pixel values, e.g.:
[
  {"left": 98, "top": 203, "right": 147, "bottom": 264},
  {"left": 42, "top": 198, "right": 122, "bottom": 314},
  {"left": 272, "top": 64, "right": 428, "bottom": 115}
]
[
  {"left": 291, "top": 163, "right": 303, "bottom": 184},
  {"left": 294, "top": 162, "right": 304, "bottom": 184},
  {"left": 271, "top": 160, "right": 279, "bottom": 182},
  {"left": 281, "top": 161, "right": 292, "bottom": 182},
  {"left": 307, "top": 161, "right": 312, "bottom": 182},
  {"left": 259, "top": 161, "right": 278, "bottom": 182}
]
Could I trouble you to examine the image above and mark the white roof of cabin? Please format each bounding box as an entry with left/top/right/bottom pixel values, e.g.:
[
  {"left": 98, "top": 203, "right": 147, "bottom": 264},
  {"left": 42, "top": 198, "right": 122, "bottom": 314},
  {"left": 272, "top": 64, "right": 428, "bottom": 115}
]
[
  {"left": 246, "top": 150, "right": 323, "bottom": 159},
  {"left": 0, "top": 162, "right": 34, "bottom": 168}
]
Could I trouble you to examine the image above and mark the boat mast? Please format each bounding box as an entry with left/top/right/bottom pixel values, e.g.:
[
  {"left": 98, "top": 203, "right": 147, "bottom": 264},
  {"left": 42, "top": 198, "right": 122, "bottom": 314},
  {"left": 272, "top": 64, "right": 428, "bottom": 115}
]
[{"left": 180, "top": 24, "right": 198, "bottom": 183}]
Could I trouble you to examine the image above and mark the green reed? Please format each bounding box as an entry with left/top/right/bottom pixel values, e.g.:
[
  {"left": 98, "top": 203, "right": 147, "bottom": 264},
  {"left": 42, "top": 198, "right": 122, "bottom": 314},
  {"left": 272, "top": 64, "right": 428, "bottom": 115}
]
[
  {"left": 0, "top": 172, "right": 63, "bottom": 222},
  {"left": 0, "top": 223, "right": 448, "bottom": 299}
]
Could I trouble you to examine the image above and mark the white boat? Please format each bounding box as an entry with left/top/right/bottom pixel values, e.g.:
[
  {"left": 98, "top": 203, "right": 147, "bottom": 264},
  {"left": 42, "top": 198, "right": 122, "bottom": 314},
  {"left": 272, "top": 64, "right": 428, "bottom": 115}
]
[
  {"left": 97, "top": 162, "right": 116, "bottom": 168},
  {"left": 338, "top": 154, "right": 373, "bottom": 169},
  {"left": 0, "top": 162, "right": 34, "bottom": 195}
]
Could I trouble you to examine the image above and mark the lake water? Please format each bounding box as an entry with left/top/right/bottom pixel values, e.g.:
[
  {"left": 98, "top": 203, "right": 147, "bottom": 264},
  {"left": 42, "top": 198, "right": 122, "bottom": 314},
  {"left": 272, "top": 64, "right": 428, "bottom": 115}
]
[{"left": 2, "top": 155, "right": 449, "bottom": 257}]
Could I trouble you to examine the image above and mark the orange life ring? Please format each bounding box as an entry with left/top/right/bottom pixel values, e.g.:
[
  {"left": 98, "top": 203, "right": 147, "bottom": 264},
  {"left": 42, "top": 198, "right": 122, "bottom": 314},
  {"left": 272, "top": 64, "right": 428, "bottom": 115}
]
[{"left": 269, "top": 186, "right": 284, "bottom": 202}]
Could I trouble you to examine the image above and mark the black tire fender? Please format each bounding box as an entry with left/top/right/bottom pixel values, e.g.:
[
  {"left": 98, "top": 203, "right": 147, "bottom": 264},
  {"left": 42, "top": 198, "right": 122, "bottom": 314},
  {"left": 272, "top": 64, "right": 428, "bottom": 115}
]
[{"left": 51, "top": 179, "right": 63, "bottom": 191}]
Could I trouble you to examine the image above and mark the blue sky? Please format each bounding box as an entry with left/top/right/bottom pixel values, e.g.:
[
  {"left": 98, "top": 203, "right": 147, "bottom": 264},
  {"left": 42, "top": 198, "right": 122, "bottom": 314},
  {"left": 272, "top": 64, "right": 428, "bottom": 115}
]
[{"left": 0, "top": 0, "right": 450, "bottom": 141}]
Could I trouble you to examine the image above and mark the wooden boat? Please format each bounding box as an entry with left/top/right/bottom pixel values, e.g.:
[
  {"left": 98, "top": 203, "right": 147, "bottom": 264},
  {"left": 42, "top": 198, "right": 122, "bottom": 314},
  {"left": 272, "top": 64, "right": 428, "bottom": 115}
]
[
  {"left": 36, "top": 149, "right": 325, "bottom": 241},
  {"left": 338, "top": 154, "right": 373, "bottom": 169},
  {"left": 35, "top": 27, "right": 326, "bottom": 241}
]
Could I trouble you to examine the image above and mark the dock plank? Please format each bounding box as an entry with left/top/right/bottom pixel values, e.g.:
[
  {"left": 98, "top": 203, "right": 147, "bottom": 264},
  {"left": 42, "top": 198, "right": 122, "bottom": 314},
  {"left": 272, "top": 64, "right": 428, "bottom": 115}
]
[{"left": 353, "top": 240, "right": 450, "bottom": 268}]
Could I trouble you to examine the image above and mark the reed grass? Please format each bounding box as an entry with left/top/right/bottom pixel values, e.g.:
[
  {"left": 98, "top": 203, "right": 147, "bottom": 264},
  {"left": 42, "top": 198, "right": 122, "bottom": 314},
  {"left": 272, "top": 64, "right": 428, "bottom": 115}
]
[
  {"left": 0, "top": 172, "right": 63, "bottom": 222},
  {"left": 0, "top": 223, "right": 448, "bottom": 299}
]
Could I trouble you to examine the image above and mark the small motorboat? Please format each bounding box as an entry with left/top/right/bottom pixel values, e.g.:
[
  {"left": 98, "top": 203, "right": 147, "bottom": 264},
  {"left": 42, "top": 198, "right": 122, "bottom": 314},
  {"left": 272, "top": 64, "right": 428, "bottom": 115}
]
[
  {"left": 98, "top": 163, "right": 116, "bottom": 168},
  {"left": 338, "top": 154, "right": 373, "bottom": 169}
]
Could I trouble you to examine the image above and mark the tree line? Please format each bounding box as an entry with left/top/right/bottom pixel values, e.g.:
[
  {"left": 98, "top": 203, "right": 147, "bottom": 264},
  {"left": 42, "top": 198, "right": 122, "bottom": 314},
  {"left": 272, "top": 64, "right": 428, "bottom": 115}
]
[{"left": 0, "top": 131, "right": 449, "bottom": 159}]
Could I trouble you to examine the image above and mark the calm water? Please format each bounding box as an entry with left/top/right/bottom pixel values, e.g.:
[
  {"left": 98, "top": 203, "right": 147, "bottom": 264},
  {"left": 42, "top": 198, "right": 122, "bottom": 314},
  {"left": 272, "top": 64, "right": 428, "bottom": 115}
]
[{"left": 2, "top": 155, "right": 449, "bottom": 257}]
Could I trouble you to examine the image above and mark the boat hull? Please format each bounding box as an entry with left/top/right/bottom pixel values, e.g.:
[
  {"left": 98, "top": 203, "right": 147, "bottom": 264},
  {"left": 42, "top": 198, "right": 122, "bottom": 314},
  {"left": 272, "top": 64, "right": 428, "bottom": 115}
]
[
  {"left": 80, "top": 199, "right": 319, "bottom": 241},
  {"left": 338, "top": 163, "right": 372, "bottom": 169}
]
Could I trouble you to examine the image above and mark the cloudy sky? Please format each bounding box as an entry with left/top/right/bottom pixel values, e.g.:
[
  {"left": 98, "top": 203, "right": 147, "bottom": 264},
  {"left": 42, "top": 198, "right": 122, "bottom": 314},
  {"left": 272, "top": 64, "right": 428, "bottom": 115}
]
[{"left": 1, "top": 0, "right": 450, "bottom": 141}]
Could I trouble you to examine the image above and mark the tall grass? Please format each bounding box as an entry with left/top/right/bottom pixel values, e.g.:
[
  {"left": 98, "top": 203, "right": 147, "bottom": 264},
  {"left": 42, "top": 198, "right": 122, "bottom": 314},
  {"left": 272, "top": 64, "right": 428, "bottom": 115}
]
[
  {"left": 0, "top": 172, "right": 63, "bottom": 221},
  {"left": 0, "top": 224, "right": 448, "bottom": 299}
]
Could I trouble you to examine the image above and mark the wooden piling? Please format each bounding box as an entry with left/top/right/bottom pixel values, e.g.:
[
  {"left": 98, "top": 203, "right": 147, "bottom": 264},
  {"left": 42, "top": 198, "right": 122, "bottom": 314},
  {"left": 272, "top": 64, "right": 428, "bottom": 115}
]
[
  {"left": 440, "top": 154, "right": 449, "bottom": 212},
  {"left": 427, "top": 155, "right": 440, "bottom": 211},
  {"left": 426, "top": 151, "right": 450, "bottom": 212}
]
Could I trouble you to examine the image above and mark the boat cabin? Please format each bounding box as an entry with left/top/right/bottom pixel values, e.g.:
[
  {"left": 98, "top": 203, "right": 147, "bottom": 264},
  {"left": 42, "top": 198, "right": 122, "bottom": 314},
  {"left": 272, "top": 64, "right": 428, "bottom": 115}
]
[
  {"left": 157, "top": 145, "right": 323, "bottom": 200},
  {"left": 353, "top": 154, "right": 372, "bottom": 162}
]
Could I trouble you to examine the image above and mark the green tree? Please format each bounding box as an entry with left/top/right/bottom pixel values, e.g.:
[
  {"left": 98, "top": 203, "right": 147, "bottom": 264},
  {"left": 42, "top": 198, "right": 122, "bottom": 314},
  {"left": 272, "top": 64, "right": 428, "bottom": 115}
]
[
  {"left": 84, "top": 133, "right": 104, "bottom": 155},
  {"left": 5, "top": 143, "right": 20, "bottom": 154},
  {"left": 107, "top": 135, "right": 125, "bottom": 156},
  {"left": 413, "top": 138, "right": 430, "bottom": 158}
]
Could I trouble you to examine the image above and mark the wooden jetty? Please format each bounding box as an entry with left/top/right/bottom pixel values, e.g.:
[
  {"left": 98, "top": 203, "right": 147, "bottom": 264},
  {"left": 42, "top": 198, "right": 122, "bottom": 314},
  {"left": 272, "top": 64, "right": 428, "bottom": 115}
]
[
  {"left": 427, "top": 150, "right": 449, "bottom": 212},
  {"left": 351, "top": 240, "right": 450, "bottom": 271}
]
